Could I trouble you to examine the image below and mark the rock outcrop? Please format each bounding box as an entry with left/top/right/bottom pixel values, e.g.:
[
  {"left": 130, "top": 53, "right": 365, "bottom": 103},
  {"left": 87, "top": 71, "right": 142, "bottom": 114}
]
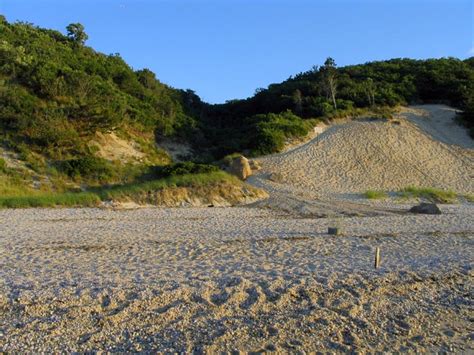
[{"left": 228, "top": 155, "right": 252, "bottom": 180}]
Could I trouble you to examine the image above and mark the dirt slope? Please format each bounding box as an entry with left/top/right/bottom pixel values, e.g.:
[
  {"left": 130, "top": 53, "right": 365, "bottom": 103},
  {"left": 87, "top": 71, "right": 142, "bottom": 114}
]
[{"left": 253, "top": 105, "right": 473, "bottom": 197}]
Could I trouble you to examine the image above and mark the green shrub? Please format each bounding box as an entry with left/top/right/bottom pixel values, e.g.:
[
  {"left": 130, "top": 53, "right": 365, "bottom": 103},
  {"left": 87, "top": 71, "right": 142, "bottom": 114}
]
[
  {"left": 0, "top": 157, "right": 6, "bottom": 172},
  {"left": 58, "top": 156, "right": 114, "bottom": 181},
  {"left": 246, "top": 110, "right": 313, "bottom": 155},
  {"left": 255, "top": 127, "right": 286, "bottom": 155},
  {"left": 364, "top": 190, "right": 388, "bottom": 199},
  {"left": 150, "top": 161, "right": 220, "bottom": 178}
]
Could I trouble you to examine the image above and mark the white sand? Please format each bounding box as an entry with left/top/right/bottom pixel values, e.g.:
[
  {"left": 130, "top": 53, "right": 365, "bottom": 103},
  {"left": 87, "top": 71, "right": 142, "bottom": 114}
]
[
  {"left": 0, "top": 206, "right": 473, "bottom": 352},
  {"left": 253, "top": 105, "right": 473, "bottom": 197}
]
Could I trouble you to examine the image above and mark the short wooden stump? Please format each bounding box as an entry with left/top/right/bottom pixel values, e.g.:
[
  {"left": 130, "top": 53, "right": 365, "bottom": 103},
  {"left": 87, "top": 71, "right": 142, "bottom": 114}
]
[{"left": 328, "top": 227, "right": 342, "bottom": 235}]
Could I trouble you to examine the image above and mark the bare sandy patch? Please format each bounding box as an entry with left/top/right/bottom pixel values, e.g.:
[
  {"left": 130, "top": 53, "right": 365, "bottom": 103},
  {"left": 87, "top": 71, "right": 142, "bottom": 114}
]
[
  {"left": 251, "top": 105, "right": 473, "bottom": 202},
  {"left": 156, "top": 137, "right": 194, "bottom": 162},
  {"left": 88, "top": 132, "right": 145, "bottom": 162}
]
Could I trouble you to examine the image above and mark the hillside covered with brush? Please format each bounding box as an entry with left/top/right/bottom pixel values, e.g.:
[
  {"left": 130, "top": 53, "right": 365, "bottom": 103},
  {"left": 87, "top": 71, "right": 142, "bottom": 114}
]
[
  {"left": 0, "top": 16, "right": 202, "bottom": 159},
  {"left": 202, "top": 57, "right": 474, "bottom": 156},
  {"left": 0, "top": 16, "right": 209, "bottom": 195},
  {"left": 0, "top": 16, "right": 473, "bottom": 204}
]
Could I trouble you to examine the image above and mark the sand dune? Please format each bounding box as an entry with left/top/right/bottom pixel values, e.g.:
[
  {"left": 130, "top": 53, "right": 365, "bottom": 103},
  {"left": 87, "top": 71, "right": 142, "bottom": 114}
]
[{"left": 254, "top": 105, "right": 473, "bottom": 197}]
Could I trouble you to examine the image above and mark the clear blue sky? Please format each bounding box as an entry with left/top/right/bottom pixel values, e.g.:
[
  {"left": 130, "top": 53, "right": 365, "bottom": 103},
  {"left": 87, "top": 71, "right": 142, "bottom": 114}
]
[{"left": 1, "top": 0, "right": 473, "bottom": 103}]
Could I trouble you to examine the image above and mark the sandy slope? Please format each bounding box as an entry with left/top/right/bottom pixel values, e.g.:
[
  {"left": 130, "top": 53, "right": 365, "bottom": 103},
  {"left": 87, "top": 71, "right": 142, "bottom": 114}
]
[
  {"left": 89, "top": 132, "right": 145, "bottom": 162},
  {"left": 253, "top": 105, "right": 473, "bottom": 197},
  {"left": 0, "top": 207, "right": 473, "bottom": 352}
]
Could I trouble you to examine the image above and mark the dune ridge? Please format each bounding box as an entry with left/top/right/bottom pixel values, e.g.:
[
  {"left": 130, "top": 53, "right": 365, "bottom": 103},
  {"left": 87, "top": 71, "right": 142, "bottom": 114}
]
[{"left": 254, "top": 105, "right": 473, "bottom": 197}]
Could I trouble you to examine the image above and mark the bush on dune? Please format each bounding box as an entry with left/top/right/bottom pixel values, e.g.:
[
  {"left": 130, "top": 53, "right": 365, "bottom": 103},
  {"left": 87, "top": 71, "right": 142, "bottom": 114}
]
[
  {"left": 150, "top": 161, "right": 220, "bottom": 179},
  {"left": 57, "top": 156, "right": 115, "bottom": 182},
  {"left": 247, "top": 111, "right": 314, "bottom": 155}
]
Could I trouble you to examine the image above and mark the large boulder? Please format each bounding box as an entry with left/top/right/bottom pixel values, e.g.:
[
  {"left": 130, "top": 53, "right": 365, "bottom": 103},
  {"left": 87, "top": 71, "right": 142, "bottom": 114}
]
[
  {"left": 408, "top": 203, "right": 441, "bottom": 215},
  {"left": 228, "top": 155, "right": 252, "bottom": 180}
]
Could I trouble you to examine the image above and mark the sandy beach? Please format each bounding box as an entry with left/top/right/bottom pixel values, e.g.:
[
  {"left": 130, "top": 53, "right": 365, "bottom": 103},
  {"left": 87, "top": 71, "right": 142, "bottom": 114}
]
[
  {"left": 1, "top": 205, "right": 473, "bottom": 352},
  {"left": 1, "top": 105, "right": 473, "bottom": 352}
]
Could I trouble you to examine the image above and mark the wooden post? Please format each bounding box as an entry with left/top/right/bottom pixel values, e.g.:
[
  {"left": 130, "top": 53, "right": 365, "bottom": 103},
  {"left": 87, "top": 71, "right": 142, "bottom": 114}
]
[
  {"left": 328, "top": 227, "right": 340, "bottom": 235},
  {"left": 374, "top": 247, "right": 381, "bottom": 269}
]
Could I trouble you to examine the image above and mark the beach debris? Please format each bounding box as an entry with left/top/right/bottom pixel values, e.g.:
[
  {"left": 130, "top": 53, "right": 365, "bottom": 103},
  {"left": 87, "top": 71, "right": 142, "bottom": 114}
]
[
  {"left": 228, "top": 155, "right": 252, "bottom": 180},
  {"left": 408, "top": 203, "right": 441, "bottom": 215},
  {"left": 374, "top": 247, "right": 381, "bottom": 269}
]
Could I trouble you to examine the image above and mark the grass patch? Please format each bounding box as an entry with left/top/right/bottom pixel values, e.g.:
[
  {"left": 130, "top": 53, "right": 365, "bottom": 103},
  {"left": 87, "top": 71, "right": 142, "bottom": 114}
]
[
  {"left": 0, "top": 192, "right": 100, "bottom": 208},
  {"left": 0, "top": 168, "right": 41, "bottom": 196},
  {"left": 0, "top": 181, "right": 35, "bottom": 196},
  {"left": 0, "top": 175, "right": 32, "bottom": 196},
  {"left": 399, "top": 186, "right": 458, "bottom": 203},
  {"left": 98, "top": 171, "right": 235, "bottom": 201},
  {"left": 0, "top": 171, "right": 238, "bottom": 208},
  {"left": 362, "top": 186, "right": 472, "bottom": 204},
  {"left": 462, "top": 194, "right": 474, "bottom": 203},
  {"left": 363, "top": 190, "right": 388, "bottom": 199}
]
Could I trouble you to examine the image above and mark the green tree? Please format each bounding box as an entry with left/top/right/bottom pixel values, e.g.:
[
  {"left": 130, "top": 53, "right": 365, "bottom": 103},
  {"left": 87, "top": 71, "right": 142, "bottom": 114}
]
[
  {"left": 66, "top": 23, "right": 88, "bottom": 45},
  {"left": 320, "top": 57, "right": 338, "bottom": 110},
  {"left": 363, "top": 78, "right": 376, "bottom": 106},
  {"left": 292, "top": 89, "right": 303, "bottom": 114},
  {"left": 136, "top": 68, "right": 158, "bottom": 90}
]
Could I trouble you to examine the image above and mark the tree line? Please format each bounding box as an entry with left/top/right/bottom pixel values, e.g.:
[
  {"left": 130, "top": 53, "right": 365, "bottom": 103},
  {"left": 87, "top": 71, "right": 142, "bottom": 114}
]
[
  {"left": 0, "top": 17, "right": 200, "bottom": 160},
  {"left": 0, "top": 17, "right": 472, "bottom": 165}
]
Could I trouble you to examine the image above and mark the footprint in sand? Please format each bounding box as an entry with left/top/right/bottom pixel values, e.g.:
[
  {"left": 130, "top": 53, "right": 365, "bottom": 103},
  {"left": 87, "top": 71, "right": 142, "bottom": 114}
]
[
  {"left": 210, "top": 290, "right": 230, "bottom": 306},
  {"left": 239, "top": 287, "right": 261, "bottom": 310},
  {"left": 266, "top": 325, "right": 279, "bottom": 337}
]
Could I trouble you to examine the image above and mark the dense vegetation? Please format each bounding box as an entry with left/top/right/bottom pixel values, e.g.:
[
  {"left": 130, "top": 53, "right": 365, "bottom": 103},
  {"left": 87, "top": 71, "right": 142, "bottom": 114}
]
[
  {"left": 0, "top": 16, "right": 200, "bottom": 162},
  {"left": 150, "top": 161, "right": 220, "bottom": 178},
  {"left": 0, "top": 16, "right": 473, "bottom": 200},
  {"left": 201, "top": 57, "right": 474, "bottom": 154}
]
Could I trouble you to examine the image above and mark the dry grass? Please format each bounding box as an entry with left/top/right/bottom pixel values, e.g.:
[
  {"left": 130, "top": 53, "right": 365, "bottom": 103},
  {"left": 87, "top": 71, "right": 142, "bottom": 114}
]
[
  {"left": 399, "top": 186, "right": 458, "bottom": 203},
  {"left": 0, "top": 171, "right": 263, "bottom": 208}
]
